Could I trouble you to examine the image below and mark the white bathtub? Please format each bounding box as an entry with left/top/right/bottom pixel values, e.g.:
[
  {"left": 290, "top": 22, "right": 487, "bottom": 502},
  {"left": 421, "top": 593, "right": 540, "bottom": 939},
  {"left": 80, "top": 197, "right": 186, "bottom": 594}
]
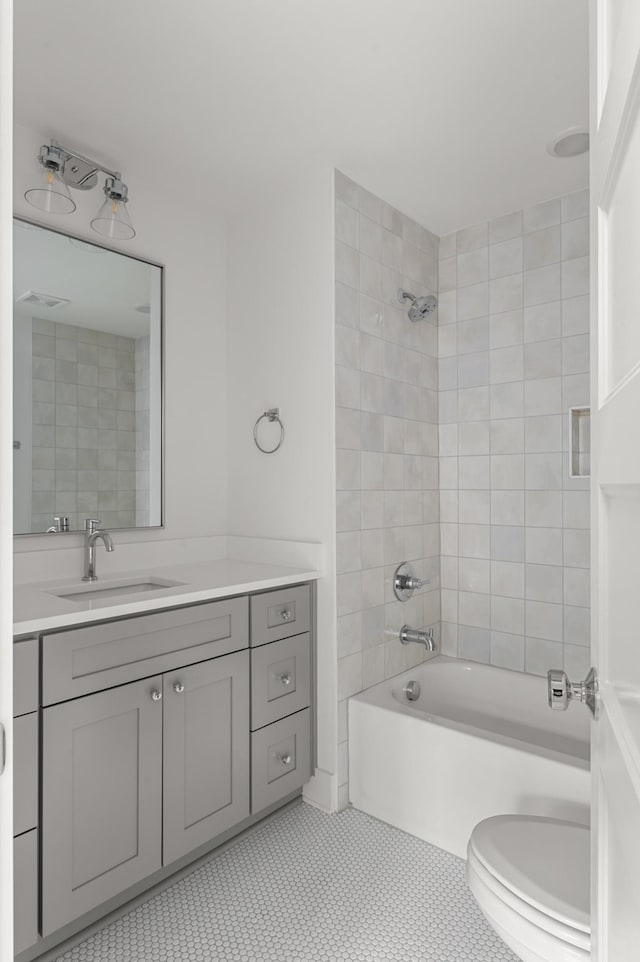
[{"left": 348, "top": 655, "right": 590, "bottom": 858}]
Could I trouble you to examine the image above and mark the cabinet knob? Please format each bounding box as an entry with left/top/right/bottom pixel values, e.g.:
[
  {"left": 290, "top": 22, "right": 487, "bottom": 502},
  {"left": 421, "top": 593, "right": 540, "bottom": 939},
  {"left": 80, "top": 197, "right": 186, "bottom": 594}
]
[
  {"left": 281, "top": 608, "right": 292, "bottom": 621},
  {"left": 150, "top": 689, "right": 162, "bottom": 701},
  {"left": 278, "top": 753, "right": 292, "bottom": 765},
  {"left": 280, "top": 673, "right": 292, "bottom": 686},
  {"left": 173, "top": 681, "right": 185, "bottom": 694}
]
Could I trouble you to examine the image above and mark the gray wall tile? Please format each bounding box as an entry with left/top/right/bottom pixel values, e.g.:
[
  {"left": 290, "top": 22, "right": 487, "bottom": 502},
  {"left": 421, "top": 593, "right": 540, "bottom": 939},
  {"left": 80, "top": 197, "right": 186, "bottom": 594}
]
[
  {"left": 439, "top": 189, "right": 591, "bottom": 676},
  {"left": 334, "top": 172, "right": 439, "bottom": 804},
  {"left": 29, "top": 319, "right": 146, "bottom": 533}
]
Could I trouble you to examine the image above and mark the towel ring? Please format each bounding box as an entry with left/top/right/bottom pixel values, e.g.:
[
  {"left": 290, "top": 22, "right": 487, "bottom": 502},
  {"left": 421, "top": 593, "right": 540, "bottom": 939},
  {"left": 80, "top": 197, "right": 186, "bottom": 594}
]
[{"left": 253, "top": 408, "right": 285, "bottom": 454}]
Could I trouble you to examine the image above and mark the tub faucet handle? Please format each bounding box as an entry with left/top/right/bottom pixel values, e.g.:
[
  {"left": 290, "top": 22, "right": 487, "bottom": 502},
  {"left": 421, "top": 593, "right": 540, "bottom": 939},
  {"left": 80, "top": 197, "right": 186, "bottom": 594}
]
[
  {"left": 547, "top": 667, "right": 598, "bottom": 718},
  {"left": 400, "top": 574, "right": 424, "bottom": 590},
  {"left": 393, "top": 562, "right": 429, "bottom": 601}
]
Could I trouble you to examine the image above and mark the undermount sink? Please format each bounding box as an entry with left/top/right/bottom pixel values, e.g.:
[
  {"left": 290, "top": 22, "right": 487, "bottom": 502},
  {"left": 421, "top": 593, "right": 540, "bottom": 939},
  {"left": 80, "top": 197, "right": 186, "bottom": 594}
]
[{"left": 49, "top": 577, "right": 186, "bottom": 604}]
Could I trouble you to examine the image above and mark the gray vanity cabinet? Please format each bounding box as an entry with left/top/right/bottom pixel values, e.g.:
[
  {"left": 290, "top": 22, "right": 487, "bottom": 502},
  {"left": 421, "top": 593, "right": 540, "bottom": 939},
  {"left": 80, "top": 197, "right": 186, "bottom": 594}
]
[
  {"left": 162, "top": 650, "right": 250, "bottom": 865},
  {"left": 22, "top": 584, "right": 313, "bottom": 955},
  {"left": 41, "top": 676, "right": 163, "bottom": 937},
  {"left": 14, "top": 636, "right": 39, "bottom": 956},
  {"left": 41, "top": 649, "right": 251, "bottom": 936}
]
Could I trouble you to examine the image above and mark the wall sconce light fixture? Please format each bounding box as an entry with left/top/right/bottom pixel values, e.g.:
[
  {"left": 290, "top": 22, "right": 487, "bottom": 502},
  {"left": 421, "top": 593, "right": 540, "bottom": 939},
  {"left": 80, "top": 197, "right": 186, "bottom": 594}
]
[{"left": 24, "top": 141, "right": 136, "bottom": 240}]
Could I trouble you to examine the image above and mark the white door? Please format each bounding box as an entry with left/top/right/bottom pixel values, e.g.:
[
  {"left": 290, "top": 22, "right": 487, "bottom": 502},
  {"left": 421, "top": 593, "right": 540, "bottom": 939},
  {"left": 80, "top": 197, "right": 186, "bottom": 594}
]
[
  {"left": 590, "top": 1, "right": 640, "bottom": 957},
  {"left": 0, "top": 0, "right": 14, "bottom": 956}
]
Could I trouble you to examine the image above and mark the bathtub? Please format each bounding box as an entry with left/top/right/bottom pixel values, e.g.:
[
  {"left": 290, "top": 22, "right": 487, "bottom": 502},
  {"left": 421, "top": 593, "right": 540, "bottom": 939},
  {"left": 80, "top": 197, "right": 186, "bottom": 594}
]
[{"left": 348, "top": 655, "right": 590, "bottom": 859}]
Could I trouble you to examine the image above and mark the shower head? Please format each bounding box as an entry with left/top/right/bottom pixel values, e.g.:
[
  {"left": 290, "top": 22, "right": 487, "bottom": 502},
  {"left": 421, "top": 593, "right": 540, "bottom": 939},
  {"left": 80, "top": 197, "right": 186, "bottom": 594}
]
[{"left": 397, "top": 288, "right": 438, "bottom": 321}]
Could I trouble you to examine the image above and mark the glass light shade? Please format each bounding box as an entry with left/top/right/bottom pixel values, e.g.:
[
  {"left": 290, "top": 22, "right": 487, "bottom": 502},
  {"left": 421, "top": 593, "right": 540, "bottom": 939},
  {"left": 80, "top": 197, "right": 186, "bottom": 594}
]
[
  {"left": 90, "top": 196, "right": 135, "bottom": 240},
  {"left": 24, "top": 167, "right": 76, "bottom": 214}
]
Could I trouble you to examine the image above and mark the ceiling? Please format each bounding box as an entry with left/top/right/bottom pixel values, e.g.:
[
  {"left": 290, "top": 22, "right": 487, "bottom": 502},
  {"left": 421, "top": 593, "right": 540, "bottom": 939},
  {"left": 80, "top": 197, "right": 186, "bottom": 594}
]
[{"left": 14, "top": 0, "right": 589, "bottom": 236}]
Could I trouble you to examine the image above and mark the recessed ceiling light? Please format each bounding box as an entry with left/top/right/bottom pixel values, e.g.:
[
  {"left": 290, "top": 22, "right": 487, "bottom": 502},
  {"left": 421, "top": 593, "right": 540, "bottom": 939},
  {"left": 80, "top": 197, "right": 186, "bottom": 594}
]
[{"left": 547, "top": 127, "right": 589, "bottom": 159}]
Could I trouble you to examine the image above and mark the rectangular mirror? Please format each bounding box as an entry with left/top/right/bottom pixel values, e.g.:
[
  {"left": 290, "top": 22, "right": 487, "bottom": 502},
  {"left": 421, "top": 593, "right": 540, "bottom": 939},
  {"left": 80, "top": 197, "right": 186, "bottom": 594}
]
[{"left": 13, "top": 218, "right": 163, "bottom": 535}]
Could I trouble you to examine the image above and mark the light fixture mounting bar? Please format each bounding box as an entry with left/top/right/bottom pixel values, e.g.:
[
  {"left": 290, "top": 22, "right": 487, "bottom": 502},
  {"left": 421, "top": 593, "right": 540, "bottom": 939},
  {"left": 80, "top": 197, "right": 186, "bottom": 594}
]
[{"left": 51, "top": 140, "right": 121, "bottom": 180}]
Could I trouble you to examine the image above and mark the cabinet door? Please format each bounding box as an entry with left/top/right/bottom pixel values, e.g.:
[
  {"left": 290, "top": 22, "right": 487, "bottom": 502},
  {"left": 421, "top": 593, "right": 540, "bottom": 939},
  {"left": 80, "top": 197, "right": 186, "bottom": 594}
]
[
  {"left": 13, "top": 712, "right": 38, "bottom": 837},
  {"left": 14, "top": 830, "right": 38, "bottom": 955},
  {"left": 163, "top": 650, "right": 250, "bottom": 864},
  {"left": 42, "top": 676, "right": 163, "bottom": 936}
]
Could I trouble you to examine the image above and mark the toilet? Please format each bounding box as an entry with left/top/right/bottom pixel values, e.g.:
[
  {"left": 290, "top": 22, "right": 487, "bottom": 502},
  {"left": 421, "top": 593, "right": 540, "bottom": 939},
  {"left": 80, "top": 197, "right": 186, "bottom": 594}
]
[{"left": 467, "top": 815, "right": 590, "bottom": 962}]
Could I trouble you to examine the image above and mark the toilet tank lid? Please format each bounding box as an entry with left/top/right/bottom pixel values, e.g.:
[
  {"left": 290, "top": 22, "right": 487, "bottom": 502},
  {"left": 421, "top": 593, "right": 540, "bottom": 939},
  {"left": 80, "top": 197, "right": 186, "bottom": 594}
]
[{"left": 468, "top": 815, "right": 590, "bottom": 932}]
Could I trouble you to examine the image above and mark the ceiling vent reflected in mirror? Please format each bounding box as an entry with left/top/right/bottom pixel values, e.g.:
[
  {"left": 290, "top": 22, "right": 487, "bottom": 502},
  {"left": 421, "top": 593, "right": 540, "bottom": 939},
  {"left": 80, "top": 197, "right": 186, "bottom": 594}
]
[
  {"left": 15, "top": 289, "right": 70, "bottom": 310},
  {"left": 24, "top": 141, "right": 136, "bottom": 240}
]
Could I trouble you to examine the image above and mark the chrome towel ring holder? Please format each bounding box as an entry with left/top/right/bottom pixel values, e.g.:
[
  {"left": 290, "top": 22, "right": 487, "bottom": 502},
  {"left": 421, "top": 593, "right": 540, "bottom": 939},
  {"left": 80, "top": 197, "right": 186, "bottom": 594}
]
[{"left": 253, "top": 408, "right": 285, "bottom": 454}]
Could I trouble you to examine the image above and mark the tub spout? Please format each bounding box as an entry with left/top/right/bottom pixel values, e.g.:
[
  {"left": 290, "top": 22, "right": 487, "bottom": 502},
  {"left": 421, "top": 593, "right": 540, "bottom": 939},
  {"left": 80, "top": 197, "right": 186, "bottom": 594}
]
[{"left": 399, "top": 625, "right": 435, "bottom": 651}]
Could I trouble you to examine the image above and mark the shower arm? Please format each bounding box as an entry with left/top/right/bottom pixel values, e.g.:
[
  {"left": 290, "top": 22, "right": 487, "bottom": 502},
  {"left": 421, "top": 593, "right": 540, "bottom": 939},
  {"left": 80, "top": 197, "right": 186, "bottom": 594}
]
[{"left": 398, "top": 290, "right": 416, "bottom": 304}]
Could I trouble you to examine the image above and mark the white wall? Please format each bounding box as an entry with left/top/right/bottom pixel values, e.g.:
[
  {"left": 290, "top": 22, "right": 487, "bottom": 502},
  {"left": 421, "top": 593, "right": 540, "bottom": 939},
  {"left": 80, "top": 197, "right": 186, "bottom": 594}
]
[
  {"left": 226, "top": 169, "right": 335, "bottom": 543},
  {"left": 226, "top": 169, "right": 337, "bottom": 808},
  {"left": 13, "top": 123, "right": 228, "bottom": 565}
]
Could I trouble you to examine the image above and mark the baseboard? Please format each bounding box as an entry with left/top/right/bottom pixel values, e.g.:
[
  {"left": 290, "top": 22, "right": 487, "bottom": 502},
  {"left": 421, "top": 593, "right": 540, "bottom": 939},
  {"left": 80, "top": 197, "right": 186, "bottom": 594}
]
[{"left": 303, "top": 768, "right": 337, "bottom": 813}]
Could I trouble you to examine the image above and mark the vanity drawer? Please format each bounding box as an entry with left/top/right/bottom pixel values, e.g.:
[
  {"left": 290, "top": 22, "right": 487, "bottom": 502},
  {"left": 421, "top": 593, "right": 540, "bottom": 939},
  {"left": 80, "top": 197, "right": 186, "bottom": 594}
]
[
  {"left": 250, "top": 585, "right": 310, "bottom": 647},
  {"left": 14, "top": 712, "right": 38, "bottom": 837},
  {"left": 251, "top": 708, "right": 311, "bottom": 814},
  {"left": 251, "top": 633, "right": 311, "bottom": 730},
  {"left": 15, "top": 829, "right": 39, "bottom": 955},
  {"left": 14, "top": 637, "right": 39, "bottom": 717},
  {"left": 42, "top": 597, "right": 249, "bottom": 705}
]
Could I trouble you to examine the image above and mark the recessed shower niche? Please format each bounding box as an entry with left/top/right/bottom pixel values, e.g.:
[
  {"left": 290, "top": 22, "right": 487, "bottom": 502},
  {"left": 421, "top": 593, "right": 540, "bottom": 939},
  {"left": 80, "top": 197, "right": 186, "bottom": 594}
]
[{"left": 570, "top": 406, "right": 591, "bottom": 479}]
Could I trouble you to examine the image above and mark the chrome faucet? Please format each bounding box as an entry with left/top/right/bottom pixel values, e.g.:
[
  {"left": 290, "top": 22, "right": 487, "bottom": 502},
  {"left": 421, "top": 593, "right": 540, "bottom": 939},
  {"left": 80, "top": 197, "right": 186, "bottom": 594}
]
[
  {"left": 82, "top": 519, "right": 115, "bottom": 582},
  {"left": 399, "top": 625, "right": 436, "bottom": 651}
]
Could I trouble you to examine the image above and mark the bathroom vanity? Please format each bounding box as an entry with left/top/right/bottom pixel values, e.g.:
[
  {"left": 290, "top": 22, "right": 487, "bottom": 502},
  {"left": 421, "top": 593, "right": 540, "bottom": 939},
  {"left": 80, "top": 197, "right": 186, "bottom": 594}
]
[{"left": 12, "top": 564, "right": 317, "bottom": 960}]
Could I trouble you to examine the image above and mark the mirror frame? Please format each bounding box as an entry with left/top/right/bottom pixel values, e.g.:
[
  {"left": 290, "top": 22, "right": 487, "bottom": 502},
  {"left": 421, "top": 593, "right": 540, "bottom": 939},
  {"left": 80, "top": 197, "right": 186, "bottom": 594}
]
[{"left": 13, "top": 215, "right": 166, "bottom": 537}]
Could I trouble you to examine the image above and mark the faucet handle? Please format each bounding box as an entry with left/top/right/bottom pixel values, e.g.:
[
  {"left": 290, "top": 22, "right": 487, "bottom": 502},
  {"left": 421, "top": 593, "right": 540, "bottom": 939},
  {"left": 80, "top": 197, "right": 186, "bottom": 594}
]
[
  {"left": 84, "top": 519, "right": 101, "bottom": 534},
  {"left": 393, "top": 562, "right": 429, "bottom": 601}
]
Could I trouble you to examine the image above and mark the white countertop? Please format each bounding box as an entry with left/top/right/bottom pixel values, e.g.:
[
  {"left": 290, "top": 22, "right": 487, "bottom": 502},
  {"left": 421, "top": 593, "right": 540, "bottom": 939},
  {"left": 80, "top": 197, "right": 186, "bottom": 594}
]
[{"left": 14, "top": 558, "right": 320, "bottom": 636}]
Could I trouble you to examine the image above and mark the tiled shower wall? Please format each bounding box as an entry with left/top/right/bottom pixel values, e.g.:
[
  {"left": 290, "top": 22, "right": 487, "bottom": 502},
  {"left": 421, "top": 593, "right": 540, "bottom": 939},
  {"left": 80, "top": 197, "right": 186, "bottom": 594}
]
[
  {"left": 334, "top": 171, "right": 440, "bottom": 809},
  {"left": 135, "top": 335, "right": 151, "bottom": 526},
  {"left": 30, "top": 319, "right": 139, "bottom": 532},
  {"left": 437, "top": 189, "right": 591, "bottom": 679}
]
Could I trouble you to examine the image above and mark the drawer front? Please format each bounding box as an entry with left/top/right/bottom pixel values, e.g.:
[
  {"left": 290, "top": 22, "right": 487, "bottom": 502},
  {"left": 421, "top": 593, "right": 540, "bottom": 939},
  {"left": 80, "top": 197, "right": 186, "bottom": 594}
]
[
  {"left": 43, "top": 597, "right": 249, "bottom": 705},
  {"left": 251, "top": 708, "right": 311, "bottom": 814},
  {"left": 14, "top": 637, "right": 39, "bottom": 717},
  {"left": 250, "top": 585, "right": 310, "bottom": 647},
  {"left": 15, "top": 829, "right": 39, "bottom": 956},
  {"left": 14, "top": 712, "right": 38, "bottom": 837},
  {"left": 251, "top": 633, "right": 311, "bottom": 730}
]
